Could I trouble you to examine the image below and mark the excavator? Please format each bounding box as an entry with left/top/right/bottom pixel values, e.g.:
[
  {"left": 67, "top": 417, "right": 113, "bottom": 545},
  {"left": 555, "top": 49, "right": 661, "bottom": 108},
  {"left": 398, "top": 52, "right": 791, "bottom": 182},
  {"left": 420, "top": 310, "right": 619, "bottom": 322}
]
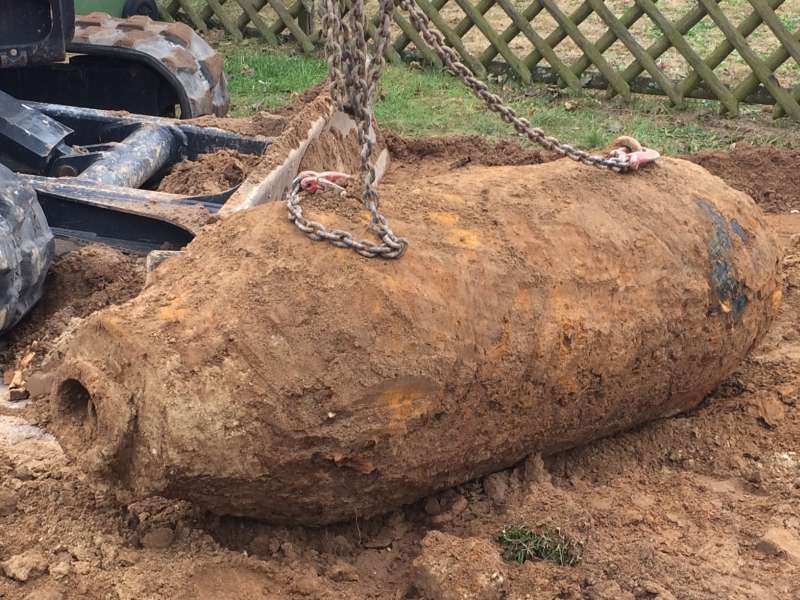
[{"left": 0, "top": 1, "right": 265, "bottom": 334}]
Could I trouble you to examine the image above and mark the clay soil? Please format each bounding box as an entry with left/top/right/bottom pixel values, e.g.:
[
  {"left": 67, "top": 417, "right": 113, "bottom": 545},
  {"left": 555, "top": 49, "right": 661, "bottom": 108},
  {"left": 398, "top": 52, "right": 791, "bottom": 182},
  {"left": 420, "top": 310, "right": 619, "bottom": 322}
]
[{"left": 0, "top": 138, "right": 799, "bottom": 600}]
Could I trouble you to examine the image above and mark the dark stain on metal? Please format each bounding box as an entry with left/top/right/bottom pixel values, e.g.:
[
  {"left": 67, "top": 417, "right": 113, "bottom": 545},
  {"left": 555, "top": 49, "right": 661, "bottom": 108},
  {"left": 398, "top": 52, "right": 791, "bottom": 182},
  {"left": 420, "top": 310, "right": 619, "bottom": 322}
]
[
  {"left": 696, "top": 197, "right": 749, "bottom": 320},
  {"left": 730, "top": 218, "right": 749, "bottom": 243}
]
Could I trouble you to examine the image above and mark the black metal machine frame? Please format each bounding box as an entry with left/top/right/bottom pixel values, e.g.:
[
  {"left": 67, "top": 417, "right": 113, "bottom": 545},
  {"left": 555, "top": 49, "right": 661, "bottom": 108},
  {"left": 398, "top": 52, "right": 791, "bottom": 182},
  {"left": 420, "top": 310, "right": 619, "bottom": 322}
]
[{"left": 0, "top": 91, "right": 269, "bottom": 252}]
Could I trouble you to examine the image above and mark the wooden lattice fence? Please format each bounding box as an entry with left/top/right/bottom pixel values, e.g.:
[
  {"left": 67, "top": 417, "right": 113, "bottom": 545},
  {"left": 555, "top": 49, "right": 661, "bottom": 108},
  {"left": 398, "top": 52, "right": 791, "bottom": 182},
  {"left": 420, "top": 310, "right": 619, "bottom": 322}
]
[{"left": 158, "top": 0, "right": 800, "bottom": 120}]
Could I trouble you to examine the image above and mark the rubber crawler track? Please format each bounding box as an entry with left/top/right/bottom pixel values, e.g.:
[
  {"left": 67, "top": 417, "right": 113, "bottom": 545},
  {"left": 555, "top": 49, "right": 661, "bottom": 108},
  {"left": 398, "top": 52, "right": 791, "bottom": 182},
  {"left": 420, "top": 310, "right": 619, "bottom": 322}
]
[
  {"left": 0, "top": 166, "right": 54, "bottom": 335},
  {"left": 71, "top": 13, "right": 230, "bottom": 118}
]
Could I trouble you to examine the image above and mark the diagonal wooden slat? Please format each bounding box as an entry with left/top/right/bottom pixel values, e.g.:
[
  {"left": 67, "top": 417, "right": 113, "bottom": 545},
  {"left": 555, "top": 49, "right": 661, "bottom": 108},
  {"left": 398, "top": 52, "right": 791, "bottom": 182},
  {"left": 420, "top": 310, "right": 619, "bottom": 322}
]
[
  {"left": 749, "top": 0, "right": 800, "bottom": 66},
  {"left": 175, "top": 0, "right": 209, "bottom": 31},
  {"left": 237, "top": 0, "right": 267, "bottom": 30},
  {"left": 698, "top": 0, "right": 800, "bottom": 120},
  {"left": 734, "top": 25, "right": 800, "bottom": 102},
  {"left": 413, "top": 0, "right": 487, "bottom": 77},
  {"left": 454, "top": 0, "right": 495, "bottom": 41},
  {"left": 494, "top": 0, "right": 581, "bottom": 89},
  {"left": 200, "top": 0, "right": 229, "bottom": 25},
  {"left": 266, "top": 0, "right": 315, "bottom": 53},
  {"left": 524, "top": 2, "right": 595, "bottom": 69},
  {"left": 613, "top": 1, "right": 708, "bottom": 99},
  {"left": 587, "top": 0, "right": 681, "bottom": 105},
  {"left": 233, "top": 0, "right": 279, "bottom": 43},
  {"left": 775, "top": 76, "right": 800, "bottom": 118},
  {"left": 680, "top": 0, "right": 783, "bottom": 102},
  {"left": 159, "top": 1, "right": 177, "bottom": 21},
  {"left": 539, "top": 0, "right": 631, "bottom": 98},
  {"left": 451, "top": 0, "right": 531, "bottom": 82},
  {"left": 572, "top": 2, "right": 649, "bottom": 79},
  {"left": 394, "top": 0, "right": 447, "bottom": 53},
  {"left": 480, "top": 1, "right": 544, "bottom": 65},
  {"left": 636, "top": 0, "right": 739, "bottom": 114},
  {"left": 393, "top": 13, "right": 444, "bottom": 66},
  {"left": 205, "top": 0, "right": 244, "bottom": 39}
]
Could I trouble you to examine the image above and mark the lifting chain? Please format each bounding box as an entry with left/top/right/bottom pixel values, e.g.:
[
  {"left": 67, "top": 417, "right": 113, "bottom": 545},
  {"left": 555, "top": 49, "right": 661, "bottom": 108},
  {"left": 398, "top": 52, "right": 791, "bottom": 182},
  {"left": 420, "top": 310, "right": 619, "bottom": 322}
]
[
  {"left": 288, "top": 0, "right": 408, "bottom": 259},
  {"left": 289, "top": 0, "right": 654, "bottom": 259}
]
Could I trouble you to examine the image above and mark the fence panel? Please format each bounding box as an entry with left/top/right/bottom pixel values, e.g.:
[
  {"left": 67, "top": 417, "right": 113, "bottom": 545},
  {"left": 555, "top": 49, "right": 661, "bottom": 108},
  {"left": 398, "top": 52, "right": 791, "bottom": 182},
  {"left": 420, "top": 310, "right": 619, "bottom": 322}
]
[{"left": 157, "top": 0, "right": 800, "bottom": 120}]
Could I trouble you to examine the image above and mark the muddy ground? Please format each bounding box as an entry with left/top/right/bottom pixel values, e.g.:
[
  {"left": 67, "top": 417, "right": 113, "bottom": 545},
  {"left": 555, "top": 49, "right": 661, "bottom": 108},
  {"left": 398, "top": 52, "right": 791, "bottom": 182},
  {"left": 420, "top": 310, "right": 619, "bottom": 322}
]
[{"left": 0, "top": 138, "right": 798, "bottom": 600}]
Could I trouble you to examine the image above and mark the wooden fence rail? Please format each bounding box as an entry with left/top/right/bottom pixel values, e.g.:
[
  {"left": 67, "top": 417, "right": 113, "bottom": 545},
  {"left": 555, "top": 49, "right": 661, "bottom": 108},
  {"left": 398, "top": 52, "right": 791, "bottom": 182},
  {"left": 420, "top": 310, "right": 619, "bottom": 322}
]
[{"left": 156, "top": 0, "right": 800, "bottom": 120}]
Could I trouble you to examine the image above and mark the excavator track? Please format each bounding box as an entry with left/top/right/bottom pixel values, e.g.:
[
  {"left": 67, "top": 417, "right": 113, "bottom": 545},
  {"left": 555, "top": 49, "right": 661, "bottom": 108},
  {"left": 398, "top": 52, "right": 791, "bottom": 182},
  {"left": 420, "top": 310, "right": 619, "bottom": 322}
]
[
  {"left": 71, "top": 13, "right": 229, "bottom": 118},
  {"left": 0, "top": 13, "right": 228, "bottom": 119}
]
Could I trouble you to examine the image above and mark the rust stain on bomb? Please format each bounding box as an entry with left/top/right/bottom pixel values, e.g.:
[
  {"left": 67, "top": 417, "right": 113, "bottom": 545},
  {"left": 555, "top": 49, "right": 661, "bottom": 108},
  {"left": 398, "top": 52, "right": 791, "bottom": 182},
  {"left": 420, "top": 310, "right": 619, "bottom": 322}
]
[{"left": 46, "top": 153, "right": 782, "bottom": 526}]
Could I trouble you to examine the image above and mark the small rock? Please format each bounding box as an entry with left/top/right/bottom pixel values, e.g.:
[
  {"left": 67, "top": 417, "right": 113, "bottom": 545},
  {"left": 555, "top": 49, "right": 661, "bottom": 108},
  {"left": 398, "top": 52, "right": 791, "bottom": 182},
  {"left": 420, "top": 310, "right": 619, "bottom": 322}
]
[
  {"left": 748, "top": 393, "right": 785, "bottom": 427},
  {"left": 68, "top": 544, "right": 96, "bottom": 562},
  {"left": 140, "top": 527, "right": 174, "bottom": 550},
  {"left": 450, "top": 494, "right": 468, "bottom": 515},
  {"left": 9, "top": 388, "right": 30, "bottom": 402},
  {"left": 100, "top": 542, "right": 119, "bottom": 568},
  {"left": 424, "top": 496, "right": 443, "bottom": 516},
  {"left": 757, "top": 527, "right": 800, "bottom": 563},
  {"left": 14, "top": 465, "right": 33, "bottom": 481},
  {"left": 48, "top": 556, "right": 72, "bottom": 579},
  {"left": 280, "top": 541, "right": 297, "bottom": 561},
  {"left": 430, "top": 511, "right": 453, "bottom": 526},
  {"left": 24, "top": 586, "right": 64, "bottom": 600},
  {"left": 363, "top": 531, "right": 394, "bottom": 549},
  {"left": 1, "top": 550, "right": 49, "bottom": 582},
  {"left": 523, "top": 453, "right": 551, "bottom": 486},
  {"left": 247, "top": 532, "right": 274, "bottom": 556},
  {"left": 640, "top": 580, "right": 676, "bottom": 600},
  {"left": 587, "top": 580, "right": 631, "bottom": 600},
  {"left": 0, "top": 489, "right": 18, "bottom": 516},
  {"left": 290, "top": 568, "right": 323, "bottom": 596},
  {"left": 483, "top": 472, "right": 509, "bottom": 505},
  {"left": 117, "top": 548, "right": 139, "bottom": 567},
  {"left": 9, "top": 370, "right": 24, "bottom": 388},
  {"left": 73, "top": 561, "right": 92, "bottom": 575},
  {"left": 326, "top": 559, "right": 360, "bottom": 582},
  {"left": 19, "top": 352, "right": 36, "bottom": 369},
  {"left": 743, "top": 467, "right": 763, "bottom": 485},
  {"left": 320, "top": 534, "right": 352, "bottom": 556},
  {"left": 26, "top": 372, "right": 53, "bottom": 399}
]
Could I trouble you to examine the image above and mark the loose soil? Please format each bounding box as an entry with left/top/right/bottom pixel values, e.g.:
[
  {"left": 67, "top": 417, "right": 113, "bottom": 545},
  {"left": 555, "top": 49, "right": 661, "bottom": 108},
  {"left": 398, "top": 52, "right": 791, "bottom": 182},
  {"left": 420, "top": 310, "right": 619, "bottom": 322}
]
[
  {"left": 157, "top": 150, "right": 264, "bottom": 196},
  {"left": 686, "top": 145, "right": 800, "bottom": 214},
  {"left": 1, "top": 139, "right": 799, "bottom": 600}
]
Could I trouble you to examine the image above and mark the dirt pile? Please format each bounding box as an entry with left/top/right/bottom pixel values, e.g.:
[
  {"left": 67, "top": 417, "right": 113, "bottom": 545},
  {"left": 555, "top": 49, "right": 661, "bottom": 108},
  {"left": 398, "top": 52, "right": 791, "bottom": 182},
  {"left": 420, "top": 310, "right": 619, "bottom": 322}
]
[
  {"left": 686, "top": 145, "right": 800, "bottom": 213},
  {"left": 1, "top": 245, "right": 144, "bottom": 373},
  {"left": 384, "top": 131, "right": 555, "bottom": 167},
  {"left": 47, "top": 156, "right": 780, "bottom": 525},
  {"left": 0, "top": 140, "right": 797, "bottom": 599},
  {"left": 157, "top": 150, "right": 263, "bottom": 196}
]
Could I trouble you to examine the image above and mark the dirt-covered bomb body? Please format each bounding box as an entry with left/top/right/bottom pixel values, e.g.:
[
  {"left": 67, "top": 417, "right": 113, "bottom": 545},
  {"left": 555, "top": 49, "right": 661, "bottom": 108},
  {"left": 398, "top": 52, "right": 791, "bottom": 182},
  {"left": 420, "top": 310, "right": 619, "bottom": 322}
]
[{"left": 49, "top": 156, "right": 781, "bottom": 525}]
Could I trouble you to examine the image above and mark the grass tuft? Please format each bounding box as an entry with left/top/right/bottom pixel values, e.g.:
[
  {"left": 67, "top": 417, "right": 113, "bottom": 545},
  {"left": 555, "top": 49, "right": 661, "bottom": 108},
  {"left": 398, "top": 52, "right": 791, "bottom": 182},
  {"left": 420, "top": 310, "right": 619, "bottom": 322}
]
[{"left": 497, "top": 525, "right": 582, "bottom": 567}]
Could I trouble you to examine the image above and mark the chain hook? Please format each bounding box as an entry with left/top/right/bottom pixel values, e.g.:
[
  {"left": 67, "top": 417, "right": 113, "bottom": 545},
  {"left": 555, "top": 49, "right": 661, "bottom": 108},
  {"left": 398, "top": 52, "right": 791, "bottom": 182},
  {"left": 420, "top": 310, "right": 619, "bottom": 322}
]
[{"left": 608, "top": 136, "right": 661, "bottom": 171}]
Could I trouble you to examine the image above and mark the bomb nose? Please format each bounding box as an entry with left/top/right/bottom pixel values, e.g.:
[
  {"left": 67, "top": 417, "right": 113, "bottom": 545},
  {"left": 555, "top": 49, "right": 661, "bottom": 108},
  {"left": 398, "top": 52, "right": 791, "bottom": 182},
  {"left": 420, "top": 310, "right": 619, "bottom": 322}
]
[{"left": 57, "top": 379, "right": 98, "bottom": 443}]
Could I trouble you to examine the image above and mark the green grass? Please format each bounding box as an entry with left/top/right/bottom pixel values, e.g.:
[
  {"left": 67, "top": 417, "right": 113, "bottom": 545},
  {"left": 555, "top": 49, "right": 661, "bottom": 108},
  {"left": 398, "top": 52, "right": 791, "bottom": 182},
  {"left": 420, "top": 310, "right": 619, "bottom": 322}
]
[
  {"left": 217, "top": 42, "right": 800, "bottom": 154},
  {"left": 498, "top": 525, "right": 582, "bottom": 567},
  {"left": 220, "top": 41, "right": 328, "bottom": 112}
]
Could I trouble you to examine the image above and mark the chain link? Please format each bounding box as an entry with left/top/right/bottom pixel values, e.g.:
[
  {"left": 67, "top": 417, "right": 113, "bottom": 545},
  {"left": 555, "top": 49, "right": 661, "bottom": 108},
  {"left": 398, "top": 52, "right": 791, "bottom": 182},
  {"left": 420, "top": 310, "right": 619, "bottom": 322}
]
[{"left": 289, "top": 0, "right": 408, "bottom": 259}]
